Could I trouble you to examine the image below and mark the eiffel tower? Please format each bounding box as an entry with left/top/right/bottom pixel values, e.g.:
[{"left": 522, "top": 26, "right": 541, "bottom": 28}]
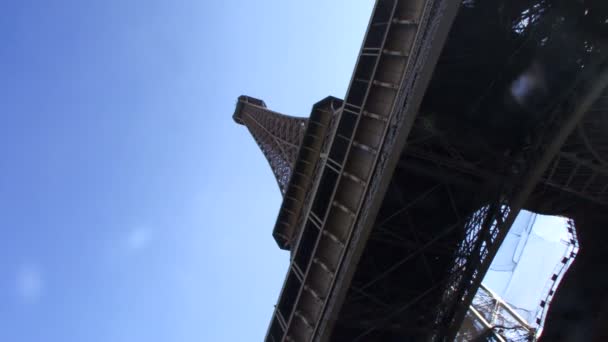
[{"left": 233, "top": 0, "right": 608, "bottom": 340}]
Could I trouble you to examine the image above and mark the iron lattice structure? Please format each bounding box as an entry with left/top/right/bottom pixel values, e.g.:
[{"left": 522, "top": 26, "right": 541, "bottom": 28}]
[
  {"left": 233, "top": 96, "right": 308, "bottom": 194},
  {"left": 231, "top": 0, "right": 608, "bottom": 341},
  {"left": 433, "top": 68, "right": 608, "bottom": 341},
  {"left": 542, "top": 104, "right": 608, "bottom": 207},
  {"left": 460, "top": 284, "right": 535, "bottom": 341}
]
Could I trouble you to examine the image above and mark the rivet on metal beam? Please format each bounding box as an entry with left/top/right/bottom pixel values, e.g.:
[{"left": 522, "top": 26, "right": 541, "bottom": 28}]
[
  {"left": 362, "top": 110, "right": 388, "bottom": 122},
  {"left": 294, "top": 310, "right": 314, "bottom": 330},
  {"left": 332, "top": 201, "right": 356, "bottom": 218},
  {"left": 392, "top": 18, "right": 418, "bottom": 25},
  {"left": 372, "top": 80, "right": 399, "bottom": 90},
  {"left": 321, "top": 230, "right": 345, "bottom": 247},
  {"left": 352, "top": 140, "right": 378, "bottom": 155},
  {"left": 342, "top": 171, "right": 367, "bottom": 187},
  {"left": 303, "top": 284, "right": 325, "bottom": 303},
  {"left": 383, "top": 49, "right": 409, "bottom": 57},
  {"left": 312, "top": 258, "right": 335, "bottom": 276}
]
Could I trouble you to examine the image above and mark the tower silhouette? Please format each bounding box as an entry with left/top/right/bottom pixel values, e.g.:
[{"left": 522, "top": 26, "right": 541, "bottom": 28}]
[
  {"left": 231, "top": 1, "right": 608, "bottom": 340},
  {"left": 234, "top": 95, "right": 343, "bottom": 249},
  {"left": 233, "top": 96, "right": 307, "bottom": 194}
]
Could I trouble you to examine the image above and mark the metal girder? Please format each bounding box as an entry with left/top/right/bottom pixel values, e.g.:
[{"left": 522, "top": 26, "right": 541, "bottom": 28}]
[
  {"left": 434, "top": 64, "right": 608, "bottom": 341},
  {"left": 315, "top": 0, "right": 462, "bottom": 339},
  {"left": 375, "top": 183, "right": 441, "bottom": 228},
  {"left": 403, "top": 147, "right": 502, "bottom": 185},
  {"left": 357, "top": 220, "right": 460, "bottom": 293},
  {"left": 332, "top": 179, "right": 470, "bottom": 340},
  {"left": 352, "top": 280, "right": 448, "bottom": 341},
  {"left": 235, "top": 1, "right": 608, "bottom": 341},
  {"left": 261, "top": 0, "right": 462, "bottom": 341}
]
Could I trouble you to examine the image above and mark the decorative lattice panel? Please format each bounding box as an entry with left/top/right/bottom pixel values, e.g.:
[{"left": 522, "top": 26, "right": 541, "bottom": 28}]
[{"left": 234, "top": 96, "right": 307, "bottom": 194}]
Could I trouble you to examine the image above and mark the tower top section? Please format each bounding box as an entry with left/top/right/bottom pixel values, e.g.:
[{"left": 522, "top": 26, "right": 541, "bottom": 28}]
[
  {"left": 233, "top": 95, "right": 307, "bottom": 194},
  {"left": 233, "top": 95, "right": 267, "bottom": 124},
  {"left": 233, "top": 95, "right": 342, "bottom": 249}
]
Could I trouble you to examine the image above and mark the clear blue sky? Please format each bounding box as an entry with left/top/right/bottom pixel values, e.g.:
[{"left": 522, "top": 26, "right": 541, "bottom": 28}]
[{"left": 0, "top": 1, "right": 373, "bottom": 341}]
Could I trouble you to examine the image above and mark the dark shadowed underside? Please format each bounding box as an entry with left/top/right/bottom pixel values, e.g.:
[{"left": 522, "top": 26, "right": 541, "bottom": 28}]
[{"left": 234, "top": 0, "right": 608, "bottom": 340}]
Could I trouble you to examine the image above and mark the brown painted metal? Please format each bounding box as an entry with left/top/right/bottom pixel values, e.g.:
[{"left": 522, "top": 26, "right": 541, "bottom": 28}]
[
  {"left": 231, "top": 0, "right": 608, "bottom": 341},
  {"left": 259, "top": 0, "right": 462, "bottom": 340},
  {"left": 233, "top": 96, "right": 307, "bottom": 194},
  {"left": 273, "top": 97, "right": 343, "bottom": 250}
]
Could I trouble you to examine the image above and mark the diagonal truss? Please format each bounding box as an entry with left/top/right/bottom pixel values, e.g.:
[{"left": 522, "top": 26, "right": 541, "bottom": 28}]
[
  {"left": 234, "top": 96, "right": 308, "bottom": 194},
  {"left": 433, "top": 63, "right": 608, "bottom": 341}
]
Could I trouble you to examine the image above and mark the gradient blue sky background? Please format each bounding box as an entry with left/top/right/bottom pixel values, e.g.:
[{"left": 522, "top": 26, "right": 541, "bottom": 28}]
[{"left": 0, "top": 1, "right": 373, "bottom": 341}]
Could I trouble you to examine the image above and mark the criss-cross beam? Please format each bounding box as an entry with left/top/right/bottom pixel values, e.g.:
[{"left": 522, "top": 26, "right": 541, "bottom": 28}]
[
  {"left": 264, "top": 0, "right": 461, "bottom": 341},
  {"left": 434, "top": 63, "right": 608, "bottom": 341},
  {"left": 233, "top": 96, "right": 308, "bottom": 194},
  {"left": 333, "top": 179, "right": 474, "bottom": 340},
  {"left": 541, "top": 108, "right": 608, "bottom": 206}
]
